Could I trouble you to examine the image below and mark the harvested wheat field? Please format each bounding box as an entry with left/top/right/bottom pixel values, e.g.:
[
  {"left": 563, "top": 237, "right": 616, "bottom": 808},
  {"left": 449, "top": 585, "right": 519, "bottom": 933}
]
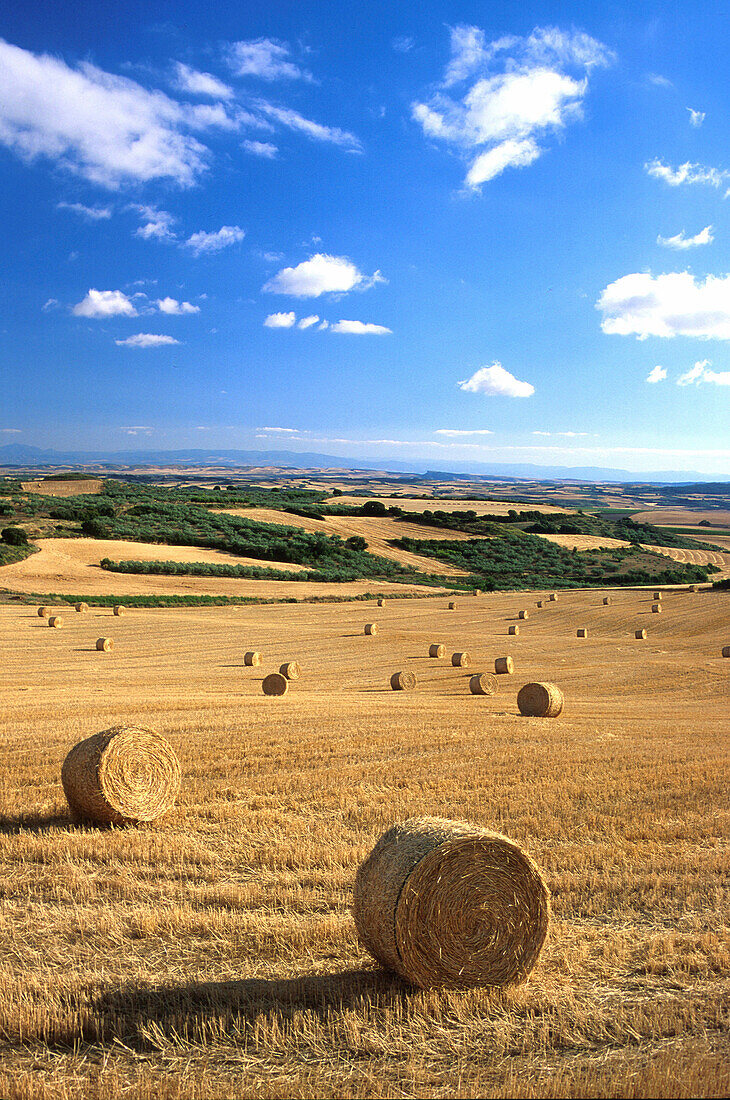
[
  {"left": 640, "top": 544, "right": 730, "bottom": 578},
  {"left": 0, "top": 538, "right": 441, "bottom": 599},
  {"left": 0, "top": 586, "right": 728, "bottom": 1099},
  {"left": 322, "top": 496, "right": 573, "bottom": 515},
  {"left": 534, "top": 533, "right": 631, "bottom": 552}
]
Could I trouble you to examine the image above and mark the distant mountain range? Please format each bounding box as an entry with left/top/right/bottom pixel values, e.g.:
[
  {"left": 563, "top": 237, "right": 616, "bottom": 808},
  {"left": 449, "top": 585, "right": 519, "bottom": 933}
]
[{"left": 0, "top": 443, "right": 724, "bottom": 485}]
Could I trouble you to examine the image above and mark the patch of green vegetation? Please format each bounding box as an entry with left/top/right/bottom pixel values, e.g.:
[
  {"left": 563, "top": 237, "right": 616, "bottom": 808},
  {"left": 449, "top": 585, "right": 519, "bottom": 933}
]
[
  {"left": 99, "top": 557, "right": 455, "bottom": 587},
  {"left": 0, "top": 589, "right": 450, "bottom": 608},
  {"left": 391, "top": 531, "right": 716, "bottom": 589},
  {"left": 0, "top": 541, "right": 37, "bottom": 568}
]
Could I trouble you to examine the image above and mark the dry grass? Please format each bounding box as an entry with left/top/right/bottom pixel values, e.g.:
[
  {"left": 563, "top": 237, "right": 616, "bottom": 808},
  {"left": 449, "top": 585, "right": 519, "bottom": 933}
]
[
  {"left": 0, "top": 588, "right": 728, "bottom": 1098},
  {"left": 640, "top": 544, "right": 730, "bottom": 578}
]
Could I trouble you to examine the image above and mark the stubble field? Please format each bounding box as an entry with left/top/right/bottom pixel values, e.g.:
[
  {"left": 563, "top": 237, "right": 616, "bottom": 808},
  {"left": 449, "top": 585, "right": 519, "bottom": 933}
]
[{"left": 0, "top": 586, "right": 728, "bottom": 1099}]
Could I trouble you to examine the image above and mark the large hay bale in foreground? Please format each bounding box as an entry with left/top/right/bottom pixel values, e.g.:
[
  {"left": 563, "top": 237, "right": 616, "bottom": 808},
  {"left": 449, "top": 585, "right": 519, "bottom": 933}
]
[
  {"left": 244, "top": 651, "right": 261, "bottom": 666},
  {"left": 721, "top": 645, "right": 730, "bottom": 658},
  {"left": 390, "top": 670, "right": 417, "bottom": 691},
  {"left": 262, "top": 672, "right": 288, "bottom": 696},
  {"left": 38, "top": 606, "right": 51, "bottom": 618},
  {"left": 353, "top": 816, "right": 550, "bottom": 989},
  {"left": 635, "top": 629, "right": 647, "bottom": 640},
  {"left": 75, "top": 602, "right": 89, "bottom": 613},
  {"left": 61, "top": 726, "right": 180, "bottom": 826},
  {"left": 495, "top": 656, "right": 514, "bottom": 674},
  {"left": 452, "top": 652, "right": 470, "bottom": 667},
  {"left": 577, "top": 628, "right": 588, "bottom": 638},
  {"left": 113, "top": 605, "right": 125, "bottom": 617},
  {"left": 470, "top": 673, "right": 496, "bottom": 696},
  {"left": 364, "top": 623, "right": 378, "bottom": 635},
  {"left": 279, "top": 661, "right": 301, "bottom": 680},
  {"left": 96, "top": 637, "right": 113, "bottom": 652},
  {"left": 508, "top": 625, "right": 520, "bottom": 636},
  {"left": 652, "top": 603, "right": 662, "bottom": 614},
  {"left": 517, "top": 682, "right": 564, "bottom": 718},
  {"left": 518, "top": 610, "right": 529, "bottom": 620},
  {"left": 48, "top": 616, "right": 64, "bottom": 628},
  {"left": 428, "top": 643, "right": 445, "bottom": 658}
]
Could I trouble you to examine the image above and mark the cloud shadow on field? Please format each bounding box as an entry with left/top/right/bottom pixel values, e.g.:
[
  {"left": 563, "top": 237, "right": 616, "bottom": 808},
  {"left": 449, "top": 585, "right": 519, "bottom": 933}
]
[{"left": 93, "top": 967, "right": 409, "bottom": 1043}]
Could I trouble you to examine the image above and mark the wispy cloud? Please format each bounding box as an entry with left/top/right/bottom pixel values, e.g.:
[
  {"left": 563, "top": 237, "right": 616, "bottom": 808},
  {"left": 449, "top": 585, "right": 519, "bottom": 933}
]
[
  {"left": 297, "top": 315, "right": 319, "bottom": 329},
  {"left": 114, "top": 333, "right": 180, "bottom": 347},
  {"left": 263, "top": 311, "right": 296, "bottom": 328},
  {"left": 435, "top": 428, "right": 493, "bottom": 436},
  {"left": 458, "top": 362, "right": 535, "bottom": 397},
  {"left": 412, "top": 24, "right": 613, "bottom": 189},
  {"left": 392, "top": 36, "right": 415, "bottom": 54},
  {"left": 257, "top": 426, "right": 302, "bottom": 433},
  {"left": 598, "top": 271, "right": 730, "bottom": 339},
  {"left": 57, "top": 201, "right": 112, "bottom": 221},
  {"left": 226, "top": 38, "right": 311, "bottom": 82},
  {"left": 130, "top": 204, "right": 177, "bottom": 241},
  {"left": 252, "top": 101, "right": 362, "bottom": 152},
  {"left": 687, "top": 107, "right": 705, "bottom": 128},
  {"left": 657, "top": 226, "right": 713, "bottom": 250},
  {"left": 183, "top": 225, "right": 245, "bottom": 255},
  {"left": 645, "top": 158, "right": 728, "bottom": 189},
  {"left": 532, "top": 430, "right": 588, "bottom": 437},
  {"left": 677, "top": 359, "right": 730, "bottom": 386},
  {"left": 646, "top": 366, "right": 667, "bottom": 383},
  {"left": 172, "top": 62, "right": 233, "bottom": 99},
  {"left": 242, "top": 139, "right": 277, "bottom": 158},
  {"left": 263, "top": 254, "right": 384, "bottom": 297},
  {"left": 72, "top": 288, "right": 137, "bottom": 318}
]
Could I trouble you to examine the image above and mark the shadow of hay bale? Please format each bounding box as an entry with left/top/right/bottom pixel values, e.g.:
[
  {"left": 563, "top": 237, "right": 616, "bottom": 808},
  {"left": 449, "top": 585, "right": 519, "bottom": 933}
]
[{"left": 0, "top": 810, "right": 73, "bottom": 835}]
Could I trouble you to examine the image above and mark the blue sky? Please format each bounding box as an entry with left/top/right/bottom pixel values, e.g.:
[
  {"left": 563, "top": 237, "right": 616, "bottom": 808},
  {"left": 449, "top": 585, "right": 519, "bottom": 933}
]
[{"left": 1, "top": 0, "right": 729, "bottom": 475}]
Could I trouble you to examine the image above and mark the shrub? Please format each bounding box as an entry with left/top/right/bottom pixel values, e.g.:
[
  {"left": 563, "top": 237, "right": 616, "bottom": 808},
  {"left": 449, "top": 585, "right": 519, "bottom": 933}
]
[{"left": 1, "top": 526, "right": 28, "bottom": 545}]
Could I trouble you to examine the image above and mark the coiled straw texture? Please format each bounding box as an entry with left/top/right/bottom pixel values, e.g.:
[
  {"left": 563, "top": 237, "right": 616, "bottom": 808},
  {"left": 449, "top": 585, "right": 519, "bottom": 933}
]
[
  {"left": 428, "top": 644, "right": 445, "bottom": 658},
  {"left": 61, "top": 726, "right": 181, "bottom": 826},
  {"left": 517, "top": 682, "right": 564, "bottom": 717},
  {"left": 279, "top": 661, "right": 301, "bottom": 680},
  {"left": 353, "top": 816, "right": 550, "bottom": 990},
  {"left": 390, "top": 670, "right": 417, "bottom": 691},
  {"left": 262, "top": 673, "right": 288, "bottom": 696},
  {"left": 469, "top": 673, "right": 496, "bottom": 696}
]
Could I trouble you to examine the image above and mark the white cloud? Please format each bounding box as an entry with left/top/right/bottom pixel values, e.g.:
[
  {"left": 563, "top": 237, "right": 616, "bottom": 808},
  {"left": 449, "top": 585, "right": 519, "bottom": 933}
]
[
  {"left": 532, "top": 430, "right": 588, "bottom": 437},
  {"left": 226, "top": 38, "right": 309, "bottom": 81},
  {"left": 72, "top": 288, "right": 137, "bottom": 318},
  {"left": 687, "top": 107, "right": 705, "bottom": 128},
  {"left": 173, "top": 62, "right": 233, "bottom": 99},
  {"left": 318, "top": 320, "right": 329, "bottom": 330},
  {"left": 42, "top": 298, "right": 59, "bottom": 312},
  {"left": 330, "top": 320, "right": 392, "bottom": 335},
  {"left": 57, "top": 201, "right": 112, "bottom": 220},
  {"left": 263, "top": 311, "right": 296, "bottom": 328},
  {"left": 0, "top": 38, "right": 210, "bottom": 188},
  {"left": 263, "top": 254, "right": 384, "bottom": 297},
  {"left": 645, "top": 159, "right": 727, "bottom": 189},
  {"left": 646, "top": 366, "right": 667, "bottom": 383},
  {"left": 598, "top": 271, "right": 730, "bottom": 339},
  {"left": 114, "top": 333, "right": 180, "bottom": 347},
  {"left": 0, "top": 428, "right": 21, "bottom": 433},
  {"left": 156, "top": 297, "right": 199, "bottom": 314},
  {"left": 258, "top": 426, "right": 301, "bottom": 433},
  {"left": 252, "top": 101, "right": 362, "bottom": 152},
  {"left": 297, "top": 314, "right": 319, "bottom": 329},
  {"left": 435, "top": 428, "right": 493, "bottom": 435},
  {"left": 459, "top": 362, "right": 535, "bottom": 397},
  {"left": 183, "top": 225, "right": 245, "bottom": 255},
  {"left": 243, "top": 139, "right": 277, "bottom": 158},
  {"left": 130, "top": 204, "right": 177, "bottom": 241},
  {"left": 648, "top": 74, "right": 672, "bottom": 88},
  {"left": 392, "top": 36, "right": 415, "bottom": 54},
  {"left": 657, "top": 226, "right": 713, "bottom": 250},
  {"left": 677, "top": 359, "right": 730, "bottom": 386},
  {"left": 412, "top": 24, "right": 612, "bottom": 189}
]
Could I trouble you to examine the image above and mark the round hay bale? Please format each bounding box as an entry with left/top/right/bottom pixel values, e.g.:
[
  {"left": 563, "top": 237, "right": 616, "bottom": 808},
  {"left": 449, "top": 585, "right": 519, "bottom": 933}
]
[
  {"left": 470, "top": 673, "right": 496, "bottom": 696},
  {"left": 518, "top": 610, "right": 529, "bottom": 620},
  {"left": 390, "top": 670, "right": 417, "bottom": 691},
  {"left": 448, "top": 601, "right": 456, "bottom": 610},
  {"left": 536, "top": 600, "right": 544, "bottom": 608},
  {"left": 75, "top": 602, "right": 89, "bottom": 613},
  {"left": 653, "top": 591, "right": 662, "bottom": 601},
  {"left": 635, "top": 629, "right": 647, "bottom": 639},
  {"left": 96, "top": 637, "right": 113, "bottom": 652},
  {"left": 48, "top": 616, "right": 64, "bottom": 628},
  {"left": 602, "top": 597, "right": 612, "bottom": 606},
  {"left": 473, "top": 589, "right": 481, "bottom": 596},
  {"left": 244, "top": 651, "right": 261, "bottom": 666},
  {"left": 689, "top": 585, "right": 698, "bottom": 593},
  {"left": 508, "top": 625, "right": 520, "bottom": 636},
  {"left": 364, "top": 623, "right": 379, "bottom": 635},
  {"left": 652, "top": 603, "right": 662, "bottom": 614},
  {"left": 428, "top": 644, "right": 445, "bottom": 658},
  {"left": 61, "top": 726, "right": 181, "bottom": 826},
  {"left": 377, "top": 598, "right": 385, "bottom": 608},
  {"left": 113, "top": 605, "right": 125, "bottom": 617},
  {"left": 262, "top": 672, "right": 288, "bottom": 696},
  {"left": 495, "top": 656, "right": 514, "bottom": 674},
  {"left": 577, "top": 628, "right": 588, "bottom": 638},
  {"left": 38, "top": 606, "right": 51, "bottom": 618},
  {"left": 279, "top": 661, "right": 301, "bottom": 680},
  {"left": 353, "top": 816, "right": 550, "bottom": 990},
  {"left": 549, "top": 593, "right": 558, "bottom": 602},
  {"left": 721, "top": 645, "right": 730, "bottom": 658},
  {"left": 452, "top": 652, "right": 470, "bottom": 667},
  {"left": 517, "top": 682, "right": 564, "bottom": 718}
]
